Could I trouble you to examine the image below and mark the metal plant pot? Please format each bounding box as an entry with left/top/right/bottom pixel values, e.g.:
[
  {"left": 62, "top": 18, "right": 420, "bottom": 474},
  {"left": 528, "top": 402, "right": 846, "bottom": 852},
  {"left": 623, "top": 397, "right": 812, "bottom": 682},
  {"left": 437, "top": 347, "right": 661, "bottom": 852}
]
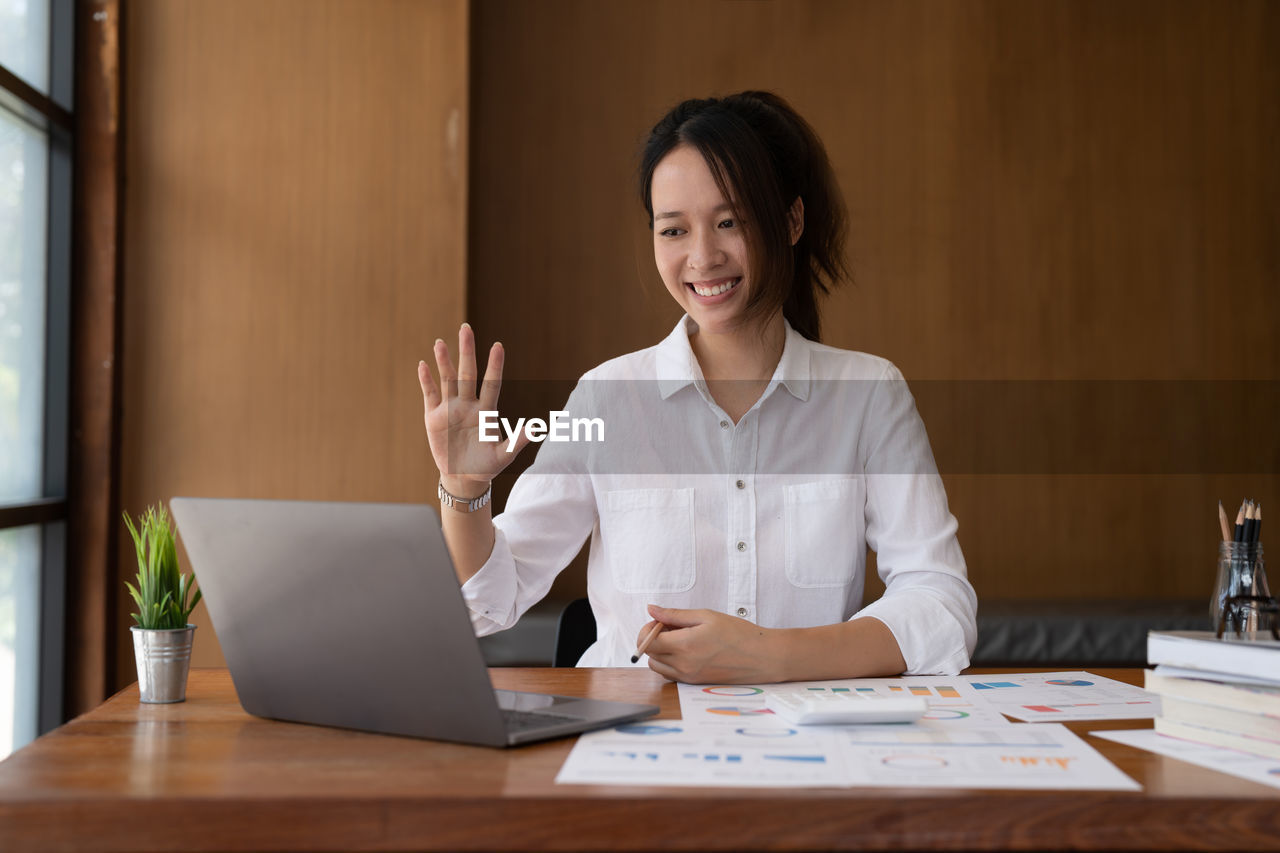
[{"left": 131, "top": 625, "right": 196, "bottom": 703}]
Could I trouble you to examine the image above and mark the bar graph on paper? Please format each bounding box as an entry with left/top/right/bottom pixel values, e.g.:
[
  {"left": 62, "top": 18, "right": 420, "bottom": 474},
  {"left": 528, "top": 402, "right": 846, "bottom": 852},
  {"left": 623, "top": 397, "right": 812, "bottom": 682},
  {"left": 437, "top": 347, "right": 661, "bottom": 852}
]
[
  {"left": 560, "top": 675, "right": 1150, "bottom": 791},
  {"left": 557, "top": 719, "right": 1140, "bottom": 791},
  {"left": 956, "top": 671, "right": 1158, "bottom": 722},
  {"left": 677, "top": 678, "right": 1012, "bottom": 728}
]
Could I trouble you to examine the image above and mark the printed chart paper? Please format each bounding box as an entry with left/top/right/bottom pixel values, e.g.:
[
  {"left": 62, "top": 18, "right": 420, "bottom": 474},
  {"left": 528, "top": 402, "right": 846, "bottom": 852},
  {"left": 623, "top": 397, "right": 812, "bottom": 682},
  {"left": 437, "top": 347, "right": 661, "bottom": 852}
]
[
  {"left": 836, "top": 722, "right": 1139, "bottom": 790},
  {"left": 677, "top": 677, "right": 1012, "bottom": 729},
  {"left": 556, "top": 718, "right": 1139, "bottom": 791},
  {"left": 554, "top": 719, "right": 849, "bottom": 788},
  {"left": 1092, "top": 728, "right": 1280, "bottom": 790},
  {"left": 958, "top": 671, "right": 1159, "bottom": 722}
]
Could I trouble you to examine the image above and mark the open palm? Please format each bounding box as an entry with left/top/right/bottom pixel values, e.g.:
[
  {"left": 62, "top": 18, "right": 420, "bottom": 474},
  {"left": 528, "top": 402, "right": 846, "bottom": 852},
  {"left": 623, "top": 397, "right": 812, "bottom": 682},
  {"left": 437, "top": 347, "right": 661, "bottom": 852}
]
[{"left": 418, "top": 324, "right": 529, "bottom": 491}]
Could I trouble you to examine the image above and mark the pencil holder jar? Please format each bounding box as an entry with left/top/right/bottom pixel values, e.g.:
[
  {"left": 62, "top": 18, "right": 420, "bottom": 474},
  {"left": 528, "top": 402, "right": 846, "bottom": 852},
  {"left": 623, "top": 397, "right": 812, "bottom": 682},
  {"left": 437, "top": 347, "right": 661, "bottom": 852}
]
[{"left": 1211, "top": 542, "right": 1273, "bottom": 639}]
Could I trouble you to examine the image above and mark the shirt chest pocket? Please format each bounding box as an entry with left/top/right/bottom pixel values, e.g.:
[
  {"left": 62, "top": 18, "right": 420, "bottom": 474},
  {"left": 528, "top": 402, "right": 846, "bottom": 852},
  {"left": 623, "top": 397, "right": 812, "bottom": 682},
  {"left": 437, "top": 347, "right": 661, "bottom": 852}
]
[
  {"left": 601, "top": 487, "right": 697, "bottom": 594},
  {"left": 783, "top": 478, "right": 865, "bottom": 588}
]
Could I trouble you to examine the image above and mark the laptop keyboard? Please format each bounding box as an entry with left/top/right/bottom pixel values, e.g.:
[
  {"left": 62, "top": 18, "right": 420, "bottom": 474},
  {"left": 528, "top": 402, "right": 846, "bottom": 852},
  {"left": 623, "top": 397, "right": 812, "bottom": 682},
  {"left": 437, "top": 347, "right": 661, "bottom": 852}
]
[{"left": 501, "top": 708, "right": 582, "bottom": 732}]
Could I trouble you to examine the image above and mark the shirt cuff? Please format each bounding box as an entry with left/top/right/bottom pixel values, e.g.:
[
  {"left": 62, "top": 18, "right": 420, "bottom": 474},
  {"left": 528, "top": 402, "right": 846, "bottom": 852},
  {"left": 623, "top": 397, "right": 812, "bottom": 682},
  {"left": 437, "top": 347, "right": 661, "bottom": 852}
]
[
  {"left": 854, "top": 577, "right": 976, "bottom": 675},
  {"left": 459, "top": 526, "right": 519, "bottom": 636}
]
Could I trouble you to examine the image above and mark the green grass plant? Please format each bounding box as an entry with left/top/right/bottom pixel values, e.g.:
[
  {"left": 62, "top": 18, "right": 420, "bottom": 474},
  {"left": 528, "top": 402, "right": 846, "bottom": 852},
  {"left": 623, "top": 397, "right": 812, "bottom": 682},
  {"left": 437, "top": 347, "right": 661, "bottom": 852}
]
[{"left": 124, "top": 504, "right": 202, "bottom": 630}]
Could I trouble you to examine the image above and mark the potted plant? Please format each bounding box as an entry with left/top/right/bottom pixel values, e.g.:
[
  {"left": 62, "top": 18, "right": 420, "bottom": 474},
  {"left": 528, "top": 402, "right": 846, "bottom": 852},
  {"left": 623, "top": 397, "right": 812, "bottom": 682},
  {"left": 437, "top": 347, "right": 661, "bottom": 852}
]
[{"left": 124, "top": 504, "right": 202, "bottom": 703}]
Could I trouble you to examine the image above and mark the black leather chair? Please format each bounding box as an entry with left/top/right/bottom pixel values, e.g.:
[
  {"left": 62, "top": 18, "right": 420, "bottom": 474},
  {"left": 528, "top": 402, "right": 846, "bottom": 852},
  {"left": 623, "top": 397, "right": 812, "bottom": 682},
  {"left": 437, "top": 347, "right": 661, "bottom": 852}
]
[
  {"left": 971, "top": 599, "right": 1211, "bottom": 667},
  {"left": 551, "top": 596, "right": 1210, "bottom": 669},
  {"left": 553, "top": 598, "right": 596, "bottom": 667}
]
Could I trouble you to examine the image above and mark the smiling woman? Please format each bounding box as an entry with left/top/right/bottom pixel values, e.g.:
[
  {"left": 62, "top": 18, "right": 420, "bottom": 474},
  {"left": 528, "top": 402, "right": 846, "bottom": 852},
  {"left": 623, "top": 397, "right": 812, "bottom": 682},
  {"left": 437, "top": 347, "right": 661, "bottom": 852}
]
[
  {"left": 418, "top": 91, "right": 976, "bottom": 684},
  {"left": 649, "top": 145, "right": 754, "bottom": 336},
  {"left": 639, "top": 91, "right": 847, "bottom": 348}
]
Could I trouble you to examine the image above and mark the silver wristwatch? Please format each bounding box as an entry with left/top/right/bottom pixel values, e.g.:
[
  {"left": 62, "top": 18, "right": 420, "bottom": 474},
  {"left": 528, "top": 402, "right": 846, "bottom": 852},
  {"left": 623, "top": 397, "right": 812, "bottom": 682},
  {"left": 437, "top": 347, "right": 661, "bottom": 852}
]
[{"left": 438, "top": 480, "right": 492, "bottom": 513}]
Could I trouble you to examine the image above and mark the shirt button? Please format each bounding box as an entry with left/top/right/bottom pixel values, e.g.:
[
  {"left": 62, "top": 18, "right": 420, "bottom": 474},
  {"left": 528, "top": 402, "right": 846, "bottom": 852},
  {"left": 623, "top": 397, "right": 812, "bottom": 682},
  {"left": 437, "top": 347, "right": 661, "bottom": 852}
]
[
  {"left": 735, "top": 479, "right": 745, "bottom": 489},
  {"left": 736, "top": 607, "right": 748, "bottom": 617},
  {"left": 720, "top": 420, "right": 730, "bottom": 429},
  {"left": 736, "top": 541, "right": 746, "bottom": 552}
]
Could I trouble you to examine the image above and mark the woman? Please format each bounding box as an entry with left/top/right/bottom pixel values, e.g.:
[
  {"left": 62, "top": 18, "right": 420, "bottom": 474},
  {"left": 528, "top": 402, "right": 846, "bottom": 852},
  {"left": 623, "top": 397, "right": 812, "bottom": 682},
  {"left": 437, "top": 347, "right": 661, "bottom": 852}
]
[{"left": 418, "top": 91, "right": 976, "bottom": 683}]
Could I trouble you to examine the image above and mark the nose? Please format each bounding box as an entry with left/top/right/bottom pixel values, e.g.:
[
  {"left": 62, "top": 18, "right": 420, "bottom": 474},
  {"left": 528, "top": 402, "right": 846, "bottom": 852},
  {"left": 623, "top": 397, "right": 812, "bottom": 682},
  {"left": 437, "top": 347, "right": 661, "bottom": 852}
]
[{"left": 687, "top": 226, "right": 726, "bottom": 271}]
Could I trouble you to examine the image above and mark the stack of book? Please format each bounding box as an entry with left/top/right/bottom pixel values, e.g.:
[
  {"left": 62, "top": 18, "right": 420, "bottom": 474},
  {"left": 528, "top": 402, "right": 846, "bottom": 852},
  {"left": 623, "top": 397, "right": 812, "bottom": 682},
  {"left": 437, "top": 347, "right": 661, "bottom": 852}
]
[{"left": 1146, "top": 630, "right": 1280, "bottom": 758}]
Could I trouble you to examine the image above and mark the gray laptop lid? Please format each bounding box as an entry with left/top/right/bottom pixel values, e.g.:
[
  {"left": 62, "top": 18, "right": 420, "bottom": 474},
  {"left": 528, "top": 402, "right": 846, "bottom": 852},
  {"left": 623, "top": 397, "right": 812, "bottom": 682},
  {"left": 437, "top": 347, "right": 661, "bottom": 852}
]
[{"left": 170, "top": 497, "right": 655, "bottom": 747}]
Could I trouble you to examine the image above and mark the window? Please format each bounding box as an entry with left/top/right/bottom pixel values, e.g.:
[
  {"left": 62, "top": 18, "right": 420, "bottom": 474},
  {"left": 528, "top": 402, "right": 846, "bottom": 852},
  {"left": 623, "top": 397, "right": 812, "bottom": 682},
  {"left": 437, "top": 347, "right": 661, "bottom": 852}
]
[{"left": 0, "top": 0, "right": 72, "bottom": 759}]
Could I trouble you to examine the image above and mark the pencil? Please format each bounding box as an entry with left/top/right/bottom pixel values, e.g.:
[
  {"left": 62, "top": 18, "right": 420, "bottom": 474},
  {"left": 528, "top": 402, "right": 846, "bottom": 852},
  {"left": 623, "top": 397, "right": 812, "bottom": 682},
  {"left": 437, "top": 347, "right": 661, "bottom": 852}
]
[
  {"left": 1235, "top": 501, "right": 1247, "bottom": 543},
  {"left": 1219, "top": 500, "right": 1231, "bottom": 542},
  {"left": 630, "top": 622, "right": 664, "bottom": 664},
  {"left": 1244, "top": 500, "right": 1257, "bottom": 544}
]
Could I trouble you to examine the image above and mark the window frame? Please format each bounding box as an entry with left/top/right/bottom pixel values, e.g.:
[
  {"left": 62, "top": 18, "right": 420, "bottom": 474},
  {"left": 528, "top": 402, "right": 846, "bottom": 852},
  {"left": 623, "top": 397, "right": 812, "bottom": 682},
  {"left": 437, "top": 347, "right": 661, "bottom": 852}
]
[{"left": 0, "top": 0, "right": 75, "bottom": 744}]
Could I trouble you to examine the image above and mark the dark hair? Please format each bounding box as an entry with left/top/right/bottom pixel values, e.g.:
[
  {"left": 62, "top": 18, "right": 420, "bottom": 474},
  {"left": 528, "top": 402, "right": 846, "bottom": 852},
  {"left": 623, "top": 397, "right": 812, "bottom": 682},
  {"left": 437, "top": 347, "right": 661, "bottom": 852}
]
[{"left": 638, "top": 91, "right": 849, "bottom": 341}]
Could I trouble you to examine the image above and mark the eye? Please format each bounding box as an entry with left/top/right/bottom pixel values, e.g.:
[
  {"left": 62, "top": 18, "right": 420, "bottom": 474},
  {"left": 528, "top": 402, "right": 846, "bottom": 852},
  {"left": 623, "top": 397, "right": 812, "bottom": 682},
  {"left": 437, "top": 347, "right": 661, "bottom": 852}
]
[
  {"left": 658, "top": 227, "right": 685, "bottom": 238},
  {"left": 718, "top": 218, "right": 736, "bottom": 229}
]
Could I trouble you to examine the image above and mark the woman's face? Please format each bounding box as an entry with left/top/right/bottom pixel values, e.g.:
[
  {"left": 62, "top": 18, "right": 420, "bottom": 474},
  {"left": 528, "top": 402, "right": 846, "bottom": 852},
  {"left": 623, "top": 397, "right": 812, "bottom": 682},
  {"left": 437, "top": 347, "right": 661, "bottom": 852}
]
[{"left": 650, "top": 144, "right": 752, "bottom": 335}]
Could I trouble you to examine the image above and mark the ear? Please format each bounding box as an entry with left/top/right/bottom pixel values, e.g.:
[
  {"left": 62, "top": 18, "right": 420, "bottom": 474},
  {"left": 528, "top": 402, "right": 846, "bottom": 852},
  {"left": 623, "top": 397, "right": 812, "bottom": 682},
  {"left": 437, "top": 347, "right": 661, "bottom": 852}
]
[{"left": 787, "top": 196, "right": 805, "bottom": 246}]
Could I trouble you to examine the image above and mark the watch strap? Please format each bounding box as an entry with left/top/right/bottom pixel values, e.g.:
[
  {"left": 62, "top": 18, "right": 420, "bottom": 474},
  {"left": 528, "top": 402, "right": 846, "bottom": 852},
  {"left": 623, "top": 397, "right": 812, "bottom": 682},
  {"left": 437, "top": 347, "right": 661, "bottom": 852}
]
[{"left": 438, "top": 480, "right": 492, "bottom": 513}]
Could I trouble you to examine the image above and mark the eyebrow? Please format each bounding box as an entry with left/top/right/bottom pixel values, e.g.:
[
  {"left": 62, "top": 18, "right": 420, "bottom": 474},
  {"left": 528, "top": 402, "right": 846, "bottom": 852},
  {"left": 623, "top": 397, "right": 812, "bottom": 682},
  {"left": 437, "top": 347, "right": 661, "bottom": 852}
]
[{"left": 654, "top": 203, "right": 737, "bottom": 222}]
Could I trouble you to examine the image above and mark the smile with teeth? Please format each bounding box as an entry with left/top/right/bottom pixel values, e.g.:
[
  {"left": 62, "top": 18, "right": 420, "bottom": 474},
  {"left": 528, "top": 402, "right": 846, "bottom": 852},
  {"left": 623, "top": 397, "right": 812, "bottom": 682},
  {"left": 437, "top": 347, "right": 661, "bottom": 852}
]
[{"left": 689, "top": 277, "right": 741, "bottom": 297}]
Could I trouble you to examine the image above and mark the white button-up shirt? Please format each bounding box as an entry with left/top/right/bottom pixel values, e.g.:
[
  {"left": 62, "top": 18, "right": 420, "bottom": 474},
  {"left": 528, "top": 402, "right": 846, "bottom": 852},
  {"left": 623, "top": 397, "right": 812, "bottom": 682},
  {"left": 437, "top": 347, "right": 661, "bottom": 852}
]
[{"left": 462, "top": 316, "right": 977, "bottom": 674}]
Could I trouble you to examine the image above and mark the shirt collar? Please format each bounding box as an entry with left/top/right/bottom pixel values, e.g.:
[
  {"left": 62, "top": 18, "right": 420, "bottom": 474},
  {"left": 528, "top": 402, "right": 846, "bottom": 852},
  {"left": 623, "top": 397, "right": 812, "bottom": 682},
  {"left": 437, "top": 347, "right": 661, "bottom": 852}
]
[{"left": 655, "top": 314, "right": 812, "bottom": 402}]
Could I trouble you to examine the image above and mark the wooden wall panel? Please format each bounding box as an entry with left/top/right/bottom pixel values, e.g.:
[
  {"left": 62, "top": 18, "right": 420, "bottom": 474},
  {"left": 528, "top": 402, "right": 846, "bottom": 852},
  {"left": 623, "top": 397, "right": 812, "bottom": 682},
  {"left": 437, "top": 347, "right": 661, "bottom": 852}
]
[
  {"left": 469, "top": 1, "right": 1278, "bottom": 604},
  {"left": 119, "top": 0, "right": 468, "bottom": 682},
  {"left": 113, "top": 1, "right": 1277, "bottom": 683}
]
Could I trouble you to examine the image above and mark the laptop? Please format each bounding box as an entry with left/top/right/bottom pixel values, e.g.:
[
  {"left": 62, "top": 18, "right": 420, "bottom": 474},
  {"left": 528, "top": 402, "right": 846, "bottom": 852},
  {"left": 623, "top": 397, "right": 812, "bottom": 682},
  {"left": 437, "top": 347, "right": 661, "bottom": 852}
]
[{"left": 169, "top": 497, "right": 658, "bottom": 747}]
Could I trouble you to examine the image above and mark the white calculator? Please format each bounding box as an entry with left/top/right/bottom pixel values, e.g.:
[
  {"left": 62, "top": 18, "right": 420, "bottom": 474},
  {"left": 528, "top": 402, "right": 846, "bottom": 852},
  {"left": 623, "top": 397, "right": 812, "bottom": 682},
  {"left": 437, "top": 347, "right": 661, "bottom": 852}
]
[{"left": 765, "top": 690, "right": 928, "bottom": 725}]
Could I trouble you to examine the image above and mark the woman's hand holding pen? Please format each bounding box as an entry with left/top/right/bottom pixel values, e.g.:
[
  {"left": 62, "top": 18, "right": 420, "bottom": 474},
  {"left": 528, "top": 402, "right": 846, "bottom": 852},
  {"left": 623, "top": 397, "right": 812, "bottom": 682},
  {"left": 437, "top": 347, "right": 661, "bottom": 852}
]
[
  {"left": 635, "top": 606, "right": 909, "bottom": 684},
  {"left": 636, "top": 605, "right": 779, "bottom": 684},
  {"left": 418, "top": 323, "right": 530, "bottom": 496}
]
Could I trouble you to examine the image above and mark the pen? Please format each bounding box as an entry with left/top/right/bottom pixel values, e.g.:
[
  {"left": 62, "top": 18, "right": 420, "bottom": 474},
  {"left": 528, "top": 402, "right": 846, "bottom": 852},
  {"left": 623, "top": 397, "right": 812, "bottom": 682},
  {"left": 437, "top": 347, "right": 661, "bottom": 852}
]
[{"left": 631, "top": 622, "right": 664, "bottom": 664}]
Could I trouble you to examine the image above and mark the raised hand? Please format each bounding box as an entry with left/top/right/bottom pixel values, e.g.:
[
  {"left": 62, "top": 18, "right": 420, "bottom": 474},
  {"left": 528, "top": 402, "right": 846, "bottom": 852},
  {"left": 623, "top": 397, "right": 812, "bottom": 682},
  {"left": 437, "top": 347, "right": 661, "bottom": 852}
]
[{"left": 418, "top": 323, "right": 531, "bottom": 496}]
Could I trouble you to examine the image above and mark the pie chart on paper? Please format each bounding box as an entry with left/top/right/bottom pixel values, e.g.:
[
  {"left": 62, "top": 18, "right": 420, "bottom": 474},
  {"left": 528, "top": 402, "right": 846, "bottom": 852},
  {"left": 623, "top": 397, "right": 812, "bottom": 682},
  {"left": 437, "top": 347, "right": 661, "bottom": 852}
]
[{"left": 702, "top": 686, "right": 765, "bottom": 697}]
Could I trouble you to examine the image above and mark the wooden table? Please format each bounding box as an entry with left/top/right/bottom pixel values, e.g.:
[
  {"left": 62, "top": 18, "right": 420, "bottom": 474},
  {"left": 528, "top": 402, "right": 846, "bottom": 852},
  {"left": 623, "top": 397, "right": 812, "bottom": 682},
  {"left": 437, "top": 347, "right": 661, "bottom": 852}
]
[{"left": 0, "top": 667, "right": 1277, "bottom": 851}]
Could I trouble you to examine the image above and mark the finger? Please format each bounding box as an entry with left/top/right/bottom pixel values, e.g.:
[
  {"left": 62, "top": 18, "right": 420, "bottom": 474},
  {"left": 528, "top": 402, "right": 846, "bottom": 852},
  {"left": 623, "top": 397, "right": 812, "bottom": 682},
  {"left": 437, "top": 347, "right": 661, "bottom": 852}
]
[
  {"left": 646, "top": 604, "right": 706, "bottom": 629},
  {"left": 639, "top": 622, "right": 685, "bottom": 659},
  {"left": 478, "top": 342, "right": 505, "bottom": 412},
  {"left": 418, "top": 359, "right": 441, "bottom": 411},
  {"left": 434, "top": 338, "right": 458, "bottom": 400},
  {"left": 457, "top": 323, "right": 477, "bottom": 399},
  {"left": 488, "top": 417, "right": 535, "bottom": 461},
  {"left": 645, "top": 656, "right": 681, "bottom": 683},
  {"left": 506, "top": 427, "right": 535, "bottom": 459}
]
